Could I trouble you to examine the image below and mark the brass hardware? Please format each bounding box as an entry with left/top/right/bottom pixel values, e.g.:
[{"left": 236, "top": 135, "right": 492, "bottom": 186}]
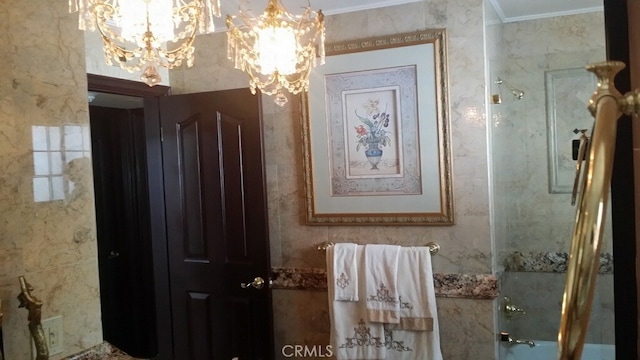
[
  {"left": 317, "top": 241, "right": 441, "bottom": 255},
  {"left": 558, "top": 60, "right": 639, "bottom": 360},
  {"left": 17, "top": 276, "right": 49, "bottom": 360},
  {"left": 317, "top": 242, "right": 335, "bottom": 251},
  {"left": 241, "top": 277, "right": 265, "bottom": 289},
  {"left": 571, "top": 129, "right": 590, "bottom": 206},
  {"left": 499, "top": 332, "right": 536, "bottom": 348},
  {"left": 502, "top": 297, "right": 526, "bottom": 320},
  {"left": 426, "top": 242, "right": 440, "bottom": 255}
]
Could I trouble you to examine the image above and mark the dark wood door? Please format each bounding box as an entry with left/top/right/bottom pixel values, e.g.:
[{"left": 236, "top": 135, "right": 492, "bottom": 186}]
[
  {"left": 89, "top": 106, "right": 158, "bottom": 358},
  {"left": 158, "top": 88, "right": 273, "bottom": 359}
]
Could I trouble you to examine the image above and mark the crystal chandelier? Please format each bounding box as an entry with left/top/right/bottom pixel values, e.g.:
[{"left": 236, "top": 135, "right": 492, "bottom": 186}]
[
  {"left": 69, "top": 0, "right": 221, "bottom": 86},
  {"left": 226, "top": 0, "right": 325, "bottom": 106}
]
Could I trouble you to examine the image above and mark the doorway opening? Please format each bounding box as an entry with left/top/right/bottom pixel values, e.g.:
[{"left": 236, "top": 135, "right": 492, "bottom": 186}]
[{"left": 87, "top": 74, "right": 170, "bottom": 358}]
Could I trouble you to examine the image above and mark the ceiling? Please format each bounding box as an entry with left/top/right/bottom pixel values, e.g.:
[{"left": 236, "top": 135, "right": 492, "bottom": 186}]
[
  {"left": 88, "top": 0, "right": 604, "bottom": 108},
  {"left": 487, "top": 0, "right": 603, "bottom": 23},
  {"left": 227, "top": 0, "right": 603, "bottom": 23}
]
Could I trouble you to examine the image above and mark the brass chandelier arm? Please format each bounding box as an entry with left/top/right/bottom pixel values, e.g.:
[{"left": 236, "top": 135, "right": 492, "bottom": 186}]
[
  {"left": 226, "top": 0, "right": 325, "bottom": 103},
  {"left": 94, "top": 4, "right": 200, "bottom": 73},
  {"left": 70, "top": 0, "right": 219, "bottom": 86},
  {"left": 557, "top": 60, "right": 633, "bottom": 359}
]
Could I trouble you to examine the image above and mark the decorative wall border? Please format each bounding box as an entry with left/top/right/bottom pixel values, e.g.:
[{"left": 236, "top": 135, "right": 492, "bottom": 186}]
[
  {"left": 502, "top": 251, "right": 614, "bottom": 274},
  {"left": 270, "top": 267, "right": 498, "bottom": 299}
]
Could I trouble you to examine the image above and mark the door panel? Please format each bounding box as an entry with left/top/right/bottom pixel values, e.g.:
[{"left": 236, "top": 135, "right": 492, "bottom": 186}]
[{"left": 158, "top": 88, "right": 273, "bottom": 360}]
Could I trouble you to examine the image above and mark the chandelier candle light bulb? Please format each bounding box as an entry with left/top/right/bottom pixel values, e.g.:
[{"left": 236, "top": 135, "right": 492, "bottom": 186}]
[
  {"left": 255, "top": 26, "right": 298, "bottom": 76},
  {"left": 226, "top": 0, "right": 325, "bottom": 106},
  {"left": 69, "top": 0, "right": 221, "bottom": 86}
]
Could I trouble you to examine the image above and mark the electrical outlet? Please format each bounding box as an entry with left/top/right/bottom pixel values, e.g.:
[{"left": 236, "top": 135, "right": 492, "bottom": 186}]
[{"left": 33, "top": 315, "right": 63, "bottom": 358}]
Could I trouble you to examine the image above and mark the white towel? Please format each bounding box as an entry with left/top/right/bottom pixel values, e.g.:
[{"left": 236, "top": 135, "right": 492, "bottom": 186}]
[
  {"left": 333, "top": 243, "right": 359, "bottom": 301},
  {"left": 365, "top": 244, "right": 401, "bottom": 324},
  {"left": 385, "top": 247, "right": 443, "bottom": 360},
  {"left": 327, "top": 245, "right": 388, "bottom": 360}
]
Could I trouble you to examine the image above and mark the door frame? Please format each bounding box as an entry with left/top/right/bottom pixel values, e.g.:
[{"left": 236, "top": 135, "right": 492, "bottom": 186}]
[
  {"left": 602, "top": 1, "right": 638, "bottom": 357},
  {"left": 87, "top": 74, "right": 173, "bottom": 359}
]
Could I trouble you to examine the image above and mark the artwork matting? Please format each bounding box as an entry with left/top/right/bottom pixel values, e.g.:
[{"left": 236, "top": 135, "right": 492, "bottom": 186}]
[{"left": 301, "top": 30, "right": 454, "bottom": 225}]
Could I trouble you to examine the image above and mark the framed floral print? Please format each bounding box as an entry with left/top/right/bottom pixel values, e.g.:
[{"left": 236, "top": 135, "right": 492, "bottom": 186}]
[{"left": 301, "top": 30, "right": 454, "bottom": 225}]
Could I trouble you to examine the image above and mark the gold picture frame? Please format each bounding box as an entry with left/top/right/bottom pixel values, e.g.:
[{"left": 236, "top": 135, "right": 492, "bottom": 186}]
[{"left": 301, "top": 30, "right": 454, "bottom": 225}]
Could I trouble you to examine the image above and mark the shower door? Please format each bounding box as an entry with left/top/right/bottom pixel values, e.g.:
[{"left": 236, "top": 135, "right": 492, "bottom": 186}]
[{"left": 486, "top": 0, "right": 635, "bottom": 358}]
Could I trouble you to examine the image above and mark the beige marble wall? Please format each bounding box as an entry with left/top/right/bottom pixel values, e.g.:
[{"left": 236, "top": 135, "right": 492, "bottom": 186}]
[
  {"left": 171, "top": 1, "right": 495, "bottom": 358},
  {"left": 0, "top": 1, "right": 102, "bottom": 359},
  {"left": 84, "top": 31, "right": 170, "bottom": 86},
  {"left": 488, "top": 10, "right": 614, "bottom": 345},
  {"left": 489, "top": 12, "right": 608, "bottom": 256}
]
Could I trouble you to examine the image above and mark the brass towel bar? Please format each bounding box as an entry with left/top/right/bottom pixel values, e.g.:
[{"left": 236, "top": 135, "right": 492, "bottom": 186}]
[{"left": 317, "top": 241, "right": 440, "bottom": 255}]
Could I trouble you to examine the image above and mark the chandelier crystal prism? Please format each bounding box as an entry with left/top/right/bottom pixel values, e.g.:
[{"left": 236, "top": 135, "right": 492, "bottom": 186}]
[
  {"left": 69, "top": 0, "right": 221, "bottom": 86},
  {"left": 226, "top": 0, "right": 325, "bottom": 105}
]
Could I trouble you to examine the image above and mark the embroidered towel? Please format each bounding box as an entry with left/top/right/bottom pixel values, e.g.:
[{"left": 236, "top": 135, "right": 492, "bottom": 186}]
[
  {"left": 364, "top": 244, "right": 401, "bottom": 324},
  {"left": 386, "top": 247, "right": 434, "bottom": 331},
  {"left": 333, "top": 243, "right": 359, "bottom": 301},
  {"left": 327, "top": 245, "right": 387, "bottom": 359},
  {"left": 385, "top": 247, "right": 443, "bottom": 360}
]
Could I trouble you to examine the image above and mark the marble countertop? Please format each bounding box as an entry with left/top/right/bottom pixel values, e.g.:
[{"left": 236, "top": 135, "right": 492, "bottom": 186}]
[
  {"left": 502, "top": 251, "right": 614, "bottom": 274},
  {"left": 62, "top": 342, "right": 143, "bottom": 360}
]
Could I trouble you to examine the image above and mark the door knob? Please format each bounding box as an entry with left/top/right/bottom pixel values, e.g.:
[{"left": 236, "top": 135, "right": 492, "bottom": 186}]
[{"left": 241, "top": 277, "right": 265, "bottom": 289}]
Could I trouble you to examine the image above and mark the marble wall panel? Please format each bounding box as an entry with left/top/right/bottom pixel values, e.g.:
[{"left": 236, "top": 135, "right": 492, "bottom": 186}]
[
  {"left": 500, "top": 272, "right": 614, "bottom": 345},
  {"left": 489, "top": 11, "right": 609, "bottom": 257},
  {"left": 488, "top": 9, "right": 613, "bottom": 347},
  {"left": 170, "top": 1, "right": 495, "bottom": 358},
  {"left": 171, "top": 0, "right": 492, "bottom": 275},
  {"left": 0, "top": 1, "right": 103, "bottom": 359}
]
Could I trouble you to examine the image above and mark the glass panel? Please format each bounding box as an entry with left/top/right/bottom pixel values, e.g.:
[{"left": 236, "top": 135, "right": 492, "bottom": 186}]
[
  {"left": 485, "top": 0, "right": 613, "bottom": 357},
  {"left": 51, "top": 176, "right": 65, "bottom": 200},
  {"left": 32, "top": 177, "right": 50, "bottom": 203},
  {"left": 33, "top": 152, "right": 50, "bottom": 176},
  {"left": 64, "top": 125, "right": 84, "bottom": 151},
  {"left": 82, "top": 126, "right": 91, "bottom": 151},
  {"left": 50, "top": 151, "right": 63, "bottom": 175},
  {"left": 31, "top": 126, "right": 48, "bottom": 151},
  {"left": 66, "top": 151, "right": 84, "bottom": 163},
  {"left": 49, "top": 126, "right": 62, "bottom": 151}
]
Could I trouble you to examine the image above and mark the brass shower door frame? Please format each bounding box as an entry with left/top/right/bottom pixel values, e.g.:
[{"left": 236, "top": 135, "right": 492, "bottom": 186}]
[{"left": 557, "top": 60, "right": 640, "bottom": 359}]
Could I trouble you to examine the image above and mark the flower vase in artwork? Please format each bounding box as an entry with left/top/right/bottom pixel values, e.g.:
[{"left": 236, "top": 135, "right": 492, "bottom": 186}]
[
  {"left": 354, "top": 99, "right": 392, "bottom": 172},
  {"left": 364, "top": 139, "right": 383, "bottom": 170}
]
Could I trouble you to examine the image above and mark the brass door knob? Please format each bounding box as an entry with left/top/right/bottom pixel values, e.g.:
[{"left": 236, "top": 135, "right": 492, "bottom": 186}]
[{"left": 241, "top": 277, "right": 265, "bottom": 289}]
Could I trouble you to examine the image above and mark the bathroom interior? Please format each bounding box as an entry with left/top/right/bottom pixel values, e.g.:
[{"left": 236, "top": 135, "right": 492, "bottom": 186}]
[{"left": 0, "top": 0, "right": 636, "bottom": 359}]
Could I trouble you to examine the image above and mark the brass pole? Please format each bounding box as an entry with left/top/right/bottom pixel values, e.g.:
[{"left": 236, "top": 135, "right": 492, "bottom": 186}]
[{"left": 557, "top": 61, "right": 625, "bottom": 359}]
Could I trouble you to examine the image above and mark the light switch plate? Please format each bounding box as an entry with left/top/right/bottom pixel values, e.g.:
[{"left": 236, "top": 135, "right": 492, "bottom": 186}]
[{"left": 32, "top": 315, "right": 64, "bottom": 358}]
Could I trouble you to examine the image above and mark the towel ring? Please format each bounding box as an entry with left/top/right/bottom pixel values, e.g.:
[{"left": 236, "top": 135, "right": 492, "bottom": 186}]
[{"left": 318, "top": 241, "right": 440, "bottom": 255}]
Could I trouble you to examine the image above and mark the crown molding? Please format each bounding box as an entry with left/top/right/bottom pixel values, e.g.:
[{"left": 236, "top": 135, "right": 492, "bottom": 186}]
[
  {"left": 486, "top": 0, "right": 603, "bottom": 24},
  {"left": 320, "top": 0, "right": 424, "bottom": 15}
]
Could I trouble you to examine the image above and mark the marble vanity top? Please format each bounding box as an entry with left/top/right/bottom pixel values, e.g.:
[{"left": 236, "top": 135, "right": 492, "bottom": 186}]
[{"left": 62, "top": 342, "right": 142, "bottom": 360}]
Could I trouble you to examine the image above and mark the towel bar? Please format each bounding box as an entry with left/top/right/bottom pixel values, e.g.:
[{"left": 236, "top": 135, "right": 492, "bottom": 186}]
[{"left": 317, "top": 242, "right": 440, "bottom": 255}]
